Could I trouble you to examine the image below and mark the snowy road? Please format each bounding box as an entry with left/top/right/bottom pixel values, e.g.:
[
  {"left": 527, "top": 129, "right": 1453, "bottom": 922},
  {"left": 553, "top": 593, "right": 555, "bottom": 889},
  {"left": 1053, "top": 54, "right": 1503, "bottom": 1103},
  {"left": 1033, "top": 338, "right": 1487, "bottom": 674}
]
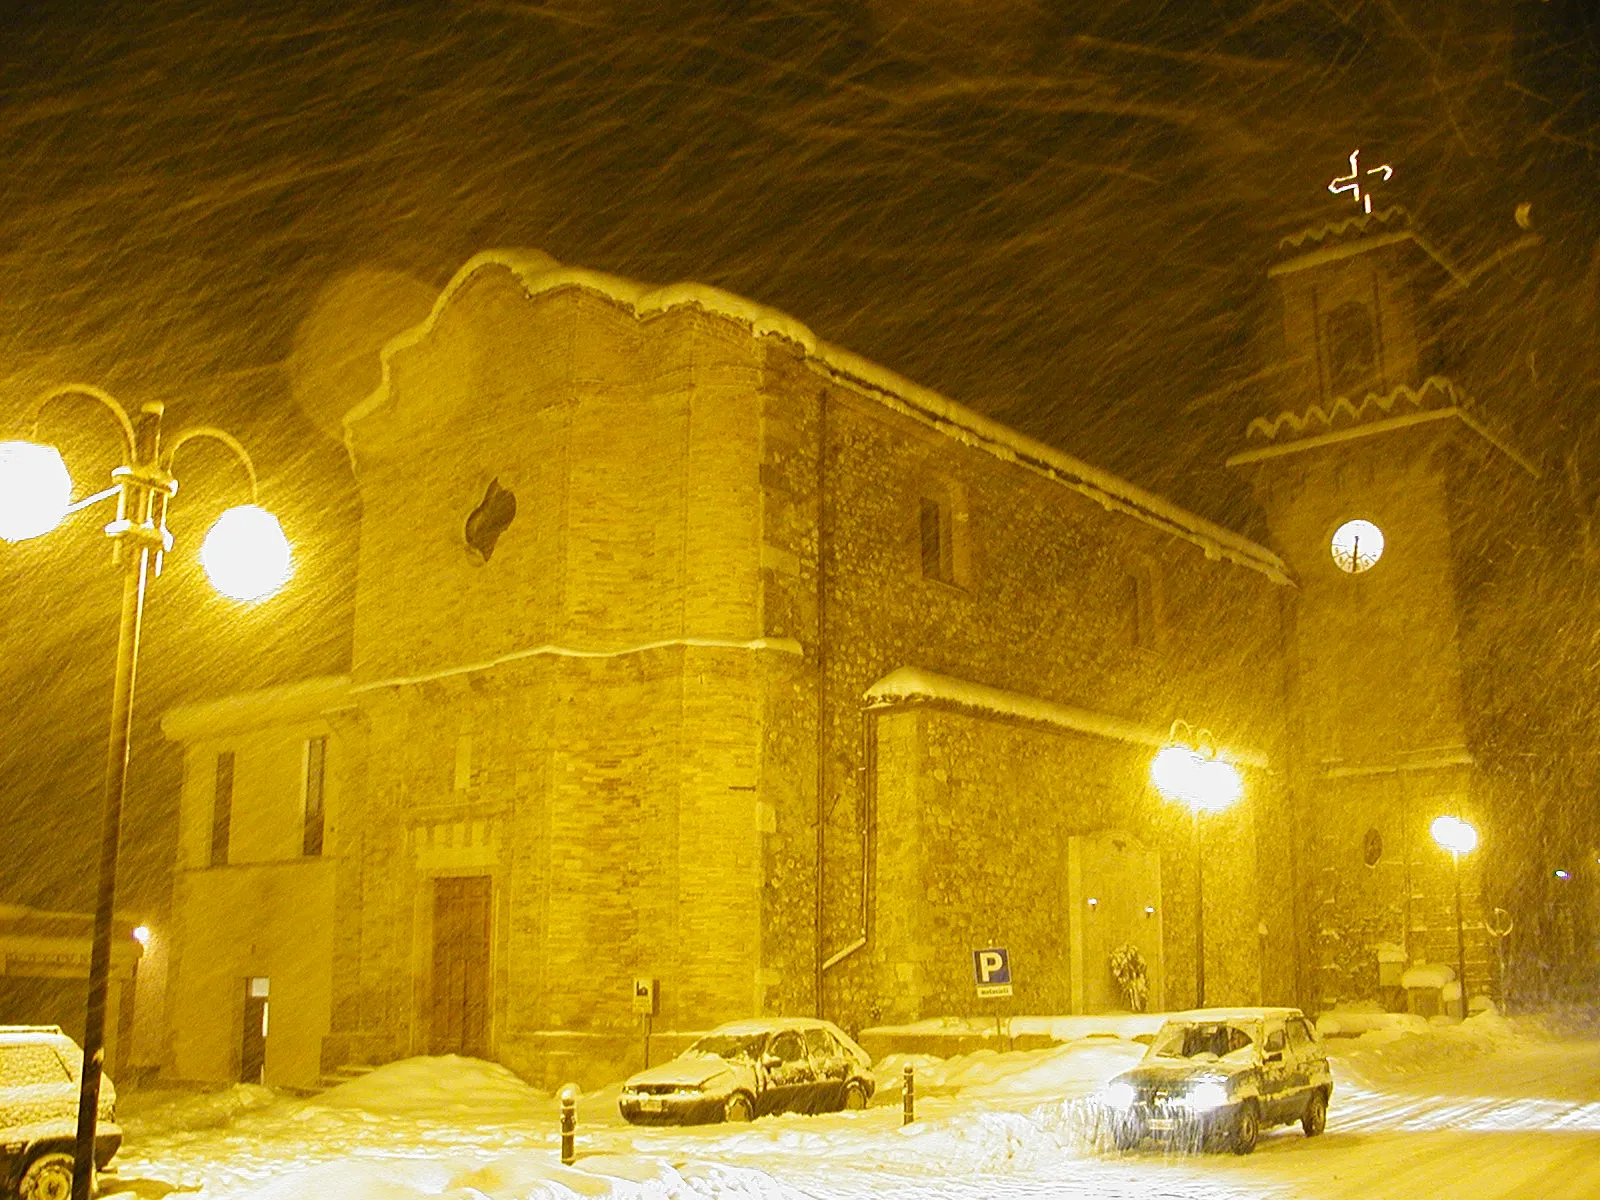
[{"left": 104, "top": 1022, "right": 1600, "bottom": 1200}]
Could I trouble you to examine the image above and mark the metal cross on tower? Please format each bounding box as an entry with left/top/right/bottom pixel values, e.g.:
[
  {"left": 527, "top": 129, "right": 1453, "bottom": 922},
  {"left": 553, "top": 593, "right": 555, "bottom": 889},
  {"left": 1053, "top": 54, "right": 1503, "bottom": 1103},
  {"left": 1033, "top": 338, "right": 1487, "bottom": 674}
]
[{"left": 1328, "top": 149, "right": 1394, "bottom": 214}]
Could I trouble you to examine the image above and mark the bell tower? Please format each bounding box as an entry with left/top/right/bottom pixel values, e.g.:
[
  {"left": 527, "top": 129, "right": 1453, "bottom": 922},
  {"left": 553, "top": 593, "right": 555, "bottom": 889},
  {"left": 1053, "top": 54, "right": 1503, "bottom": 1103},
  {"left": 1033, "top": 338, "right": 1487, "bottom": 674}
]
[{"left": 1229, "top": 206, "right": 1536, "bottom": 1012}]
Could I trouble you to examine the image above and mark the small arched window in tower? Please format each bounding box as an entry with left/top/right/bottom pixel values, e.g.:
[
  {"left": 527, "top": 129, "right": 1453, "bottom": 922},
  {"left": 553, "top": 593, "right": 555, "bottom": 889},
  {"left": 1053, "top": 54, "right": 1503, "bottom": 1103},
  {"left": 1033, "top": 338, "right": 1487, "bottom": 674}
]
[
  {"left": 1362, "top": 827, "right": 1383, "bottom": 868},
  {"left": 1323, "top": 300, "right": 1379, "bottom": 399},
  {"left": 464, "top": 477, "right": 517, "bottom": 563}
]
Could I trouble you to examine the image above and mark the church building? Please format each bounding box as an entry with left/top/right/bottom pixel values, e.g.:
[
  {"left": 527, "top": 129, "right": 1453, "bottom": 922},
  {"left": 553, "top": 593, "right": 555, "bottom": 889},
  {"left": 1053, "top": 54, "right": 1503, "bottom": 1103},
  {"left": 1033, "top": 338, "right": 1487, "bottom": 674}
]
[{"left": 160, "top": 208, "right": 1555, "bottom": 1090}]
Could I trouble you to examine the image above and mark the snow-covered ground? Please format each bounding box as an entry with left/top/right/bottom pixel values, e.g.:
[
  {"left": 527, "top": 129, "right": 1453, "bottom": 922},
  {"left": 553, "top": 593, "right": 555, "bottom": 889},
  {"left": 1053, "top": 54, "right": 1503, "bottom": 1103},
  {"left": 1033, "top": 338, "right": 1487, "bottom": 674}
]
[{"left": 103, "top": 1011, "right": 1600, "bottom": 1200}]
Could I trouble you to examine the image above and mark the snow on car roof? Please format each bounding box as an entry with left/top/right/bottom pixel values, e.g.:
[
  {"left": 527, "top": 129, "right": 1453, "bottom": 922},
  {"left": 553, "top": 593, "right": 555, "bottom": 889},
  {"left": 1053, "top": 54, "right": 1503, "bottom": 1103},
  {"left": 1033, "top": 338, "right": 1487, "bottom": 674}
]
[
  {"left": 704, "top": 1017, "right": 846, "bottom": 1036},
  {"left": 1158, "top": 1007, "right": 1305, "bottom": 1024},
  {"left": 0, "top": 1024, "right": 71, "bottom": 1044}
]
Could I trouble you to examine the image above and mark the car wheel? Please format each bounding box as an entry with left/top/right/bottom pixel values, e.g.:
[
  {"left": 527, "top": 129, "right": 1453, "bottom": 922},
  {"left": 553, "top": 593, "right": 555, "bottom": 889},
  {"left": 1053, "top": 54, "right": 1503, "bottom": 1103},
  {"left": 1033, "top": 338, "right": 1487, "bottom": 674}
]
[
  {"left": 20, "top": 1152, "right": 76, "bottom": 1200},
  {"left": 1232, "top": 1100, "right": 1260, "bottom": 1155},
  {"left": 842, "top": 1080, "right": 868, "bottom": 1111},
  {"left": 724, "top": 1092, "right": 755, "bottom": 1123},
  {"left": 1112, "top": 1119, "right": 1142, "bottom": 1151},
  {"left": 1302, "top": 1089, "right": 1328, "bottom": 1137}
]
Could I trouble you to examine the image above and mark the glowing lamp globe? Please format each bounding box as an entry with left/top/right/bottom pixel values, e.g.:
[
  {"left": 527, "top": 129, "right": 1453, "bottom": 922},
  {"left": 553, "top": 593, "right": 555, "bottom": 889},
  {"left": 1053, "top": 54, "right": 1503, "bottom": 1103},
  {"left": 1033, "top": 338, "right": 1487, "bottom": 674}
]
[
  {"left": 1193, "top": 757, "right": 1242, "bottom": 813},
  {"left": 1150, "top": 744, "right": 1202, "bottom": 803},
  {"left": 1430, "top": 815, "right": 1478, "bottom": 856},
  {"left": 1152, "top": 744, "right": 1240, "bottom": 813},
  {"left": 0, "top": 441, "right": 72, "bottom": 543},
  {"left": 199, "top": 504, "right": 292, "bottom": 602}
]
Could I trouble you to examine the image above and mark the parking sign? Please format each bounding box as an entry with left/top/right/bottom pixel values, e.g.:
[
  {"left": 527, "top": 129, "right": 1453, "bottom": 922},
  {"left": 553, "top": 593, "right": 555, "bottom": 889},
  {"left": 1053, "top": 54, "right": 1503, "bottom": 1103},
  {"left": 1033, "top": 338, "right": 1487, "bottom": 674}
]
[{"left": 972, "top": 947, "right": 1013, "bottom": 998}]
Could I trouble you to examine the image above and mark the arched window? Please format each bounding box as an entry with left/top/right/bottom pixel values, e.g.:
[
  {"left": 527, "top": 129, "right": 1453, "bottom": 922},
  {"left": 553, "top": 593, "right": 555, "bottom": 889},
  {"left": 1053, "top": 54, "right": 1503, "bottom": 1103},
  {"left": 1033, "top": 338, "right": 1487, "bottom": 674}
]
[
  {"left": 1362, "top": 827, "right": 1383, "bottom": 868},
  {"left": 1323, "top": 301, "right": 1378, "bottom": 398}
]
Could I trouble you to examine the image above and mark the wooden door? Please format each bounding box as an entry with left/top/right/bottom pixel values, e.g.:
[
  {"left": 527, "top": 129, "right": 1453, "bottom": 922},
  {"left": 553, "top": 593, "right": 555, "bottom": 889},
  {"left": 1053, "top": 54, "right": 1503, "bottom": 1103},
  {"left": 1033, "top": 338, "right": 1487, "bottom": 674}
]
[{"left": 431, "top": 876, "right": 492, "bottom": 1057}]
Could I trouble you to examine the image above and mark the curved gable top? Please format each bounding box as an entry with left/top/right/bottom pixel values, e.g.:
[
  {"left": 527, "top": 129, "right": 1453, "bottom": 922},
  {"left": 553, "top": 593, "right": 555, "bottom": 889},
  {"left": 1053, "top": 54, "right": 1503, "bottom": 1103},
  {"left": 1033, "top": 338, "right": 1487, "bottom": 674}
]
[
  {"left": 341, "top": 247, "right": 820, "bottom": 448},
  {"left": 344, "top": 249, "right": 1289, "bottom": 586}
]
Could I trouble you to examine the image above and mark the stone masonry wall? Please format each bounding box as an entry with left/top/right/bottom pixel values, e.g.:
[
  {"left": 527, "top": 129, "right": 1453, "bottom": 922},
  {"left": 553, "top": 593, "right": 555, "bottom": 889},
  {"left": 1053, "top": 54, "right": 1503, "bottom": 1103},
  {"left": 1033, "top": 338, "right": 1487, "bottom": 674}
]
[
  {"left": 334, "top": 270, "right": 778, "bottom": 1085},
  {"left": 755, "top": 345, "right": 1295, "bottom": 1034}
]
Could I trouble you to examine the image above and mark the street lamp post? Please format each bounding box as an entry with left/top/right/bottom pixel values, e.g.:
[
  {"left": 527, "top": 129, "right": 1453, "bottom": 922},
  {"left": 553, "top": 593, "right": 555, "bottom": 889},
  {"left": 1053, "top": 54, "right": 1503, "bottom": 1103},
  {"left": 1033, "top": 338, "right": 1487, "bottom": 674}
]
[
  {"left": 1151, "top": 724, "right": 1242, "bottom": 1009},
  {"left": 1430, "top": 815, "right": 1479, "bottom": 1021},
  {"left": 0, "top": 385, "right": 292, "bottom": 1200}
]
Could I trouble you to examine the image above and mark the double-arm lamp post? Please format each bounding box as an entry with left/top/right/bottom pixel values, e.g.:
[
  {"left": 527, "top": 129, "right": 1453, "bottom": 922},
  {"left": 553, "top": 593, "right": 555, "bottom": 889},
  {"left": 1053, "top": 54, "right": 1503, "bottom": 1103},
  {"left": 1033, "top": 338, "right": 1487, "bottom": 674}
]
[
  {"left": 1150, "top": 722, "right": 1243, "bottom": 1008},
  {"left": 0, "top": 385, "right": 292, "bottom": 1200}
]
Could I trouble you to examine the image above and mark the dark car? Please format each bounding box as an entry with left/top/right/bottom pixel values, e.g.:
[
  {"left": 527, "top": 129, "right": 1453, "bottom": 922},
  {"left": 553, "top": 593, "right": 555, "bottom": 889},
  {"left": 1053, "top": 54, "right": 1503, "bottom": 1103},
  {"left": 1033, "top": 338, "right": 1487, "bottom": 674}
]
[
  {"left": 618, "top": 1017, "right": 875, "bottom": 1125},
  {"left": 0, "top": 1025, "right": 120, "bottom": 1197},
  {"left": 1100, "top": 1007, "right": 1332, "bottom": 1154}
]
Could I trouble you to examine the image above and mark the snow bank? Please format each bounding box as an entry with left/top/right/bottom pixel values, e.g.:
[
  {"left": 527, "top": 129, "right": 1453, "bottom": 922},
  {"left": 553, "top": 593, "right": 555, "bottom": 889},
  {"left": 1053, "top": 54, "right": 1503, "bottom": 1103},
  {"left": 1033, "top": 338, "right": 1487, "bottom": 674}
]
[
  {"left": 1316, "top": 1011, "right": 1431, "bottom": 1039},
  {"left": 313, "top": 1055, "right": 548, "bottom": 1118},
  {"left": 875, "top": 1041, "right": 1145, "bottom": 1105},
  {"left": 1323, "top": 1007, "right": 1529, "bottom": 1087},
  {"left": 120, "top": 1083, "right": 280, "bottom": 1136},
  {"left": 225, "top": 1153, "right": 796, "bottom": 1200},
  {"left": 865, "top": 1013, "right": 1167, "bottom": 1044}
]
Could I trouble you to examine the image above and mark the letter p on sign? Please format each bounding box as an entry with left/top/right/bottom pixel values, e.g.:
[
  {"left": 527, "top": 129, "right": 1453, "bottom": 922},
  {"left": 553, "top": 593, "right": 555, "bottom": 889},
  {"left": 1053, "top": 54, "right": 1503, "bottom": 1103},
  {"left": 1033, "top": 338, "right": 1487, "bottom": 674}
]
[{"left": 972, "top": 947, "right": 1013, "bottom": 997}]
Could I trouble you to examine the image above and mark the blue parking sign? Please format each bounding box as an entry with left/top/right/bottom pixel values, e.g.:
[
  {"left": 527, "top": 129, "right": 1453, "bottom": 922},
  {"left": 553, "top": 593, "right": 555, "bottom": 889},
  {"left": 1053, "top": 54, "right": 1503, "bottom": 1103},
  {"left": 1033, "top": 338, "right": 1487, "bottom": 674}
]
[{"left": 972, "top": 947, "right": 1013, "bottom": 998}]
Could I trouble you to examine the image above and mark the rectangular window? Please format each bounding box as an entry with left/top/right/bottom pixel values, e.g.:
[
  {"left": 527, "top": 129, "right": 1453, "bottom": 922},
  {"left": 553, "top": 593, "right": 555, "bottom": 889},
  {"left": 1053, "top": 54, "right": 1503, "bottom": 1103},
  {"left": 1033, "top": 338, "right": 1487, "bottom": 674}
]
[
  {"left": 302, "top": 735, "right": 327, "bottom": 857},
  {"left": 1123, "top": 565, "right": 1162, "bottom": 650},
  {"left": 920, "top": 496, "right": 953, "bottom": 584},
  {"left": 210, "top": 750, "right": 235, "bottom": 868},
  {"left": 1124, "top": 573, "right": 1146, "bottom": 647}
]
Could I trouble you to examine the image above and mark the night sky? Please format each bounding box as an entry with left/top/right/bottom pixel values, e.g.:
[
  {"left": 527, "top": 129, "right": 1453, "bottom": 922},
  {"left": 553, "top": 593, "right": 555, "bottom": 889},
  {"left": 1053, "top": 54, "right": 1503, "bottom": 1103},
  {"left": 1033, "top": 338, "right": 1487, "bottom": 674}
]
[{"left": 1, "top": 1, "right": 1596, "bottom": 913}]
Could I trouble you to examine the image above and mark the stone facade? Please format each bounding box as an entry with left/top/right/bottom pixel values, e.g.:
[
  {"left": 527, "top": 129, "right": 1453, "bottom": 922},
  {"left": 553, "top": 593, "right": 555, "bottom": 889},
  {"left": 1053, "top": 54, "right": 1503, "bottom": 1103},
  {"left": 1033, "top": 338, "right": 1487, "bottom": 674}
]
[
  {"left": 1231, "top": 208, "right": 1543, "bottom": 1012},
  {"left": 163, "top": 222, "right": 1557, "bottom": 1089},
  {"left": 161, "top": 250, "right": 1296, "bottom": 1087}
]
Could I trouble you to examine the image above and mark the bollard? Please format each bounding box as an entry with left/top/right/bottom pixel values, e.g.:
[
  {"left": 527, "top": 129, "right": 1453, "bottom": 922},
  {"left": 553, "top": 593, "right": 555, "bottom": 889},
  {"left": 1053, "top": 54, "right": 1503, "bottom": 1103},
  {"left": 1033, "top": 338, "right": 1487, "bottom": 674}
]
[
  {"left": 902, "top": 1062, "right": 915, "bottom": 1126},
  {"left": 559, "top": 1083, "right": 578, "bottom": 1164}
]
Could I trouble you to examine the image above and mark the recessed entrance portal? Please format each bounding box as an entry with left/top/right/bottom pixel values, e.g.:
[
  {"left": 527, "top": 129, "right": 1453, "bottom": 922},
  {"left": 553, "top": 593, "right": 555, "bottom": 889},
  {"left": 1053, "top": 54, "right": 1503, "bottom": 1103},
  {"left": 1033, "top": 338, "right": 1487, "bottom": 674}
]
[
  {"left": 430, "top": 875, "right": 491, "bottom": 1057},
  {"left": 241, "top": 976, "right": 268, "bottom": 1083}
]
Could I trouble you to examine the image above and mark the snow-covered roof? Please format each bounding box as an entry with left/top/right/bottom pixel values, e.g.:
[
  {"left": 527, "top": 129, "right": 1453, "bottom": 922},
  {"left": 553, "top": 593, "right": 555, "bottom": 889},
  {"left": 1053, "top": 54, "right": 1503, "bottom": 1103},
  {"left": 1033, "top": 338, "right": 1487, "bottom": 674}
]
[
  {"left": 1271, "top": 206, "right": 1465, "bottom": 286},
  {"left": 1230, "top": 376, "right": 1537, "bottom": 477},
  {"left": 347, "top": 250, "right": 1291, "bottom": 586},
  {"left": 161, "top": 675, "right": 352, "bottom": 742},
  {"left": 863, "top": 665, "right": 1269, "bottom": 769}
]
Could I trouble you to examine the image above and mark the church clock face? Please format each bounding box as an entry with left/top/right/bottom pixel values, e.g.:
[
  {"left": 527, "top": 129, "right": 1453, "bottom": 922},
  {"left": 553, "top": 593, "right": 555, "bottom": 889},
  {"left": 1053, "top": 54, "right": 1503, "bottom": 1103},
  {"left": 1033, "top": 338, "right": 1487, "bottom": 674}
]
[{"left": 1330, "top": 519, "right": 1384, "bottom": 573}]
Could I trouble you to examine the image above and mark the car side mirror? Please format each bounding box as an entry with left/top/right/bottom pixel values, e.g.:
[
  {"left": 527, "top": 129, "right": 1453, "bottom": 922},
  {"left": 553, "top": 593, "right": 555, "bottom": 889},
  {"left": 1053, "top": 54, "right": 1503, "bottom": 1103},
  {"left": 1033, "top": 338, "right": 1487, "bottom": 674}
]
[{"left": 762, "top": 1053, "right": 782, "bottom": 1070}]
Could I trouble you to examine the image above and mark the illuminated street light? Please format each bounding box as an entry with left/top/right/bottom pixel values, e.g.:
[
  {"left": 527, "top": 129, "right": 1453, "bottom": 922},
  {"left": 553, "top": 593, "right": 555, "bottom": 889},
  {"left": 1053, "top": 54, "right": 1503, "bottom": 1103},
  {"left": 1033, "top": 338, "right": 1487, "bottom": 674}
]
[
  {"left": 0, "top": 384, "right": 291, "bottom": 1200},
  {"left": 0, "top": 440, "right": 73, "bottom": 542},
  {"left": 1151, "top": 723, "right": 1242, "bottom": 1007},
  {"left": 1431, "top": 814, "right": 1479, "bottom": 1021},
  {"left": 199, "top": 503, "right": 293, "bottom": 601}
]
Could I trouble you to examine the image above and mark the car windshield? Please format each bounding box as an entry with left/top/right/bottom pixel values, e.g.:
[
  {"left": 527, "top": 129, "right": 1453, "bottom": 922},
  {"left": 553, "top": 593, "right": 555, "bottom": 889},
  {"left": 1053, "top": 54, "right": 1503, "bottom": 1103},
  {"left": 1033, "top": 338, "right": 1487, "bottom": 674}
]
[
  {"left": 686, "top": 1033, "right": 767, "bottom": 1061},
  {"left": 1148, "top": 1022, "right": 1256, "bottom": 1061}
]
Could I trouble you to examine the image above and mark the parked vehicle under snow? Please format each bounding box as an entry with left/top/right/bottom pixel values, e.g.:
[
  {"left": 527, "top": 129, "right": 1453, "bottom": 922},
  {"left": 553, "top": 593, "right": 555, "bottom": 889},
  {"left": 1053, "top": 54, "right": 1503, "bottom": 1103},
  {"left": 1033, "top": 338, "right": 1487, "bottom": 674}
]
[{"left": 618, "top": 1018, "right": 875, "bottom": 1125}]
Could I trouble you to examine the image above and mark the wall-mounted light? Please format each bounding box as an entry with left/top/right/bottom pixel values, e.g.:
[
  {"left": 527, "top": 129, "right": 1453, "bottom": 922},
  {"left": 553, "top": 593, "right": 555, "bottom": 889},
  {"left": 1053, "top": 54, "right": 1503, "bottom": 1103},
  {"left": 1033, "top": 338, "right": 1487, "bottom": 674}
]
[
  {"left": 1144, "top": 906, "right": 1156, "bottom": 918},
  {"left": 131, "top": 925, "right": 151, "bottom": 946},
  {"left": 1554, "top": 869, "right": 1570, "bottom": 881},
  {"left": 1087, "top": 897, "right": 1098, "bottom": 908}
]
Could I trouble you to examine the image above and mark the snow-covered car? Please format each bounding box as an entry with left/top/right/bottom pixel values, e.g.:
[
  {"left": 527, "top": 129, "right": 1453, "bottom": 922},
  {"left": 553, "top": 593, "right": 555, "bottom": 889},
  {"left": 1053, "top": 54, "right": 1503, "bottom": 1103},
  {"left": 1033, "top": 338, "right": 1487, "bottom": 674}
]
[
  {"left": 1100, "top": 1007, "right": 1331, "bottom": 1154},
  {"left": 618, "top": 1018, "right": 875, "bottom": 1124},
  {"left": 0, "top": 1025, "right": 120, "bottom": 1196}
]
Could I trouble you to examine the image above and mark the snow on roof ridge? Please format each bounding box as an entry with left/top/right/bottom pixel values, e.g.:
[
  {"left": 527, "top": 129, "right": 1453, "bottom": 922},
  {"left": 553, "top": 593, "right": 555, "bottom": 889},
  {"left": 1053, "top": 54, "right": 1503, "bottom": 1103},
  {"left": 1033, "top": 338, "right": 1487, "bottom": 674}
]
[
  {"left": 1246, "top": 375, "right": 1464, "bottom": 442},
  {"left": 1242, "top": 376, "right": 1535, "bottom": 474},
  {"left": 1276, "top": 205, "right": 1410, "bottom": 252},
  {"left": 864, "top": 665, "right": 1269, "bottom": 768},
  {"left": 347, "top": 250, "right": 1289, "bottom": 585},
  {"left": 161, "top": 674, "right": 352, "bottom": 742},
  {"left": 811, "top": 346, "right": 1290, "bottom": 584}
]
